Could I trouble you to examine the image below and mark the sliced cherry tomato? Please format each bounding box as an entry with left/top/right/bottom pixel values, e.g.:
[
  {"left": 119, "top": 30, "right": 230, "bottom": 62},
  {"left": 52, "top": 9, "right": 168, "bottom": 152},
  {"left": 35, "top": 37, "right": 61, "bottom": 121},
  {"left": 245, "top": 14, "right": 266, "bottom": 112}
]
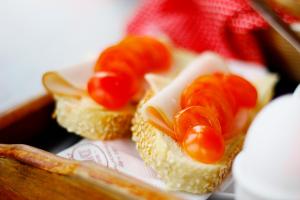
[
  {"left": 121, "top": 36, "right": 171, "bottom": 72},
  {"left": 94, "top": 45, "right": 146, "bottom": 76},
  {"left": 181, "top": 74, "right": 235, "bottom": 134},
  {"left": 119, "top": 36, "right": 154, "bottom": 73},
  {"left": 181, "top": 74, "right": 221, "bottom": 108},
  {"left": 139, "top": 36, "right": 171, "bottom": 72},
  {"left": 223, "top": 75, "right": 257, "bottom": 108},
  {"left": 97, "top": 60, "right": 140, "bottom": 96},
  {"left": 182, "top": 74, "right": 237, "bottom": 112},
  {"left": 185, "top": 90, "right": 235, "bottom": 135},
  {"left": 182, "top": 125, "right": 225, "bottom": 164},
  {"left": 212, "top": 73, "right": 238, "bottom": 114},
  {"left": 87, "top": 71, "right": 134, "bottom": 109},
  {"left": 174, "top": 106, "right": 221, "bottom": 142},
  {"left": 89, "top": 36, "right": 171, "bottom": 110}
]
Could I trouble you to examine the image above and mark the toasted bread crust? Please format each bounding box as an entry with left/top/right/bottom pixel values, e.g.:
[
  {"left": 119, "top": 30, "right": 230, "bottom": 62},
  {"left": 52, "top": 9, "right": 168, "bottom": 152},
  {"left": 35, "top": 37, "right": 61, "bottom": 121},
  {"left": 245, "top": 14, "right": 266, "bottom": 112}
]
[
  {"left": 131, "top": 92, "right": 244, "bottom": 194},
  {"left": 54, "top": 95, "right": 134, "bottom": 140}
]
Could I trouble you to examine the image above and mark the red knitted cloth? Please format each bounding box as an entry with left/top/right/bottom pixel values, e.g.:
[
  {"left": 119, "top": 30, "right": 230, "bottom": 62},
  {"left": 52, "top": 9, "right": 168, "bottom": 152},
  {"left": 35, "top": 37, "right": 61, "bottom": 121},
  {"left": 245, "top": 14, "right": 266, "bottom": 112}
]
[{"left": 127, "top": 0, "right": 293, "bottom": 64}]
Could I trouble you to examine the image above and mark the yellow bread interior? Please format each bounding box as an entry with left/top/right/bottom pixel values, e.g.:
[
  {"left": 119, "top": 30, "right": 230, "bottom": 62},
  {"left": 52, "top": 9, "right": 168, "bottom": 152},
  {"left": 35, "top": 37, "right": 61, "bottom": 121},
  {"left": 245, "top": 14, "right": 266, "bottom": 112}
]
[{"left": 54, "top": 95, "right": 135, "bottom": 140}]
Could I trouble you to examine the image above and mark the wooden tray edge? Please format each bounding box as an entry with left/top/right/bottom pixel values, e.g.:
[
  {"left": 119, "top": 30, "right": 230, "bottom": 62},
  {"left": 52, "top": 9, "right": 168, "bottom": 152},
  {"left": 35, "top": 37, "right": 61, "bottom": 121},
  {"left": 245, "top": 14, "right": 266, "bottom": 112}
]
[{"left": 0, "top": 144, "right": 180, "bottom": 200}]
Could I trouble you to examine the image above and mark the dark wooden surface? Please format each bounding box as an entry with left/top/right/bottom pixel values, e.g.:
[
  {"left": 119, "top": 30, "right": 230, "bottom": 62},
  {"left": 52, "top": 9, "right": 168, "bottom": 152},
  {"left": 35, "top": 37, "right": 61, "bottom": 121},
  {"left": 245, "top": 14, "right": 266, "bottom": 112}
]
[{"left": 0, "top": 95, "right": 81, "bottom": 153}]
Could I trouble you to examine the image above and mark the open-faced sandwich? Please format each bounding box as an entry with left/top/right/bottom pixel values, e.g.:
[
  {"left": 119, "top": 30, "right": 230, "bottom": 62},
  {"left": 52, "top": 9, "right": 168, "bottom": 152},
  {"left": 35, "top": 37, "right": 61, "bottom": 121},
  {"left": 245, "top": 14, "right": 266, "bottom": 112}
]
[
  {"left": 131, "top": 52, "right": 277, "bottom": 194},
  {"left": 42, "top": 36, "right": 195, "bottom": 140}
]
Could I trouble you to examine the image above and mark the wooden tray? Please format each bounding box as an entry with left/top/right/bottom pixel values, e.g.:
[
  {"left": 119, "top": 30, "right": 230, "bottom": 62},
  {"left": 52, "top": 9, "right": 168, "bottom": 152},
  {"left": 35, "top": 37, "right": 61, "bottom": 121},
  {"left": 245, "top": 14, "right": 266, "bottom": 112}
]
[{"left": 0, "top": 95, "right": 179, "bottom": 200}]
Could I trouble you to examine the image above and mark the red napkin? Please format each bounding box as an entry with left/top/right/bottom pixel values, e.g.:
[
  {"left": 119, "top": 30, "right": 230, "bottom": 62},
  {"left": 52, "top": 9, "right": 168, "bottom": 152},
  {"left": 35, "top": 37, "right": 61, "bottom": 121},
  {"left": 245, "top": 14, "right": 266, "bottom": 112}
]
[{"left": 127, "top": 0, "right": 295, "bottom": 65}]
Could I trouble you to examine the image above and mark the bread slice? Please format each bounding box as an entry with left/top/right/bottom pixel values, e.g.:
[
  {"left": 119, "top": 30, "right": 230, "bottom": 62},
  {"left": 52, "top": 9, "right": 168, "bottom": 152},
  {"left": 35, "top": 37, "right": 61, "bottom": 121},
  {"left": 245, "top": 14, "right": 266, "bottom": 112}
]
[
  {"left": 54, "top": 95, "right": 135, "bottom": 140},
  {"left": 132, "top": 92, "right": 246, "bottom": 194}
]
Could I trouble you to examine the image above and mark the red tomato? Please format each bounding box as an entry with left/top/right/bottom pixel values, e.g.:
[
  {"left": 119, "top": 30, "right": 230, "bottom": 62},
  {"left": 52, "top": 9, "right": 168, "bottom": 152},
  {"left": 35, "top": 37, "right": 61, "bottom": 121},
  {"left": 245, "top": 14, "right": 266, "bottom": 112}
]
[
  {"left": 186, "top": 90, "right": 235, "bottom": 135},
  {"left": 94, "top": 45, "right": 146, "bottom": 76},
  {"left": 121, "top": 36, "right": 171, "bottom": 72},
  {"left": 224, "top": 75, "right": 257, "bottom": 108},
  {"left": 174, "top": 106, "right": 221, "bottom": 142},
  {"left": 87, "top": 71, "right": 134, "bottom": 109},
  {"left": 90, "top": 36, "right": 171, "bottom": 109},
  {"left": 182, "top": 125, "right": 225, "bottom": 164},
  {"left": 180, "top": 74, "right": 235, "bottom": 134},
  {"left": 97, "top": 60, "right": 140, "bottom": 96},
  {"left": 181, "top": 74, "right": 221, "bottom": 108},
  {"left": 212, "top": 73, "right": 238, "bottom": 114},
  {"left": 120, "top": 36, "right": 154, "bottom": 73},
  {"left": 141, "top": 36, "right": 171, "bottom": 72}
]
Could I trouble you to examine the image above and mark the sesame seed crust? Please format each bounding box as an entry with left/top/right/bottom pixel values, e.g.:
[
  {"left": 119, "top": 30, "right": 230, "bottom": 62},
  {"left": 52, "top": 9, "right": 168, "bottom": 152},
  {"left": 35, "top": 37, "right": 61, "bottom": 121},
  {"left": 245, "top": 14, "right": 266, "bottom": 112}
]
[{"left": 54, "top": 95, "right": 134, "bottom": 140}]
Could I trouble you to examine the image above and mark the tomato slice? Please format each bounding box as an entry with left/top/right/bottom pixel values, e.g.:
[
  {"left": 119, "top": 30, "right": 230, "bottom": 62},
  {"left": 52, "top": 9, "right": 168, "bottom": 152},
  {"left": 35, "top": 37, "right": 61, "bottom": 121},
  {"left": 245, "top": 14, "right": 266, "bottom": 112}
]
[
  {"left": 94, "top": 45, "right": 146, "bottom": 76},
  {"left": 89, "top": 36, "right": 171, "bottom": 110},
  {"left": 121, "top": 36, "right": 171, "bottom": 72},
  {"left": 97, "top": 60, "right": 140, "bottom": 96},
  {"left": 182, "top": 125, "right": 225, "bottom": 164},
  {"left": 174, "top": 106, "right": 221, "bottom": 142},
  {"left": 181, "top": 74, "right": 221, "bottom": 108},
  {"left": 87, "top": 71, "right": 134, "bottom": 109},
  {"left": 141, "top": 36, "right": 171, "bottom": 72},
  {"left": 212, "top": 73, "right": 238, "bottom": 114},
  {"left": 186, "top": 91, "right": 235, "bottom": 134},
  {"left": 223, "top": 74, "right": 257, "bottom": 108},
  {"left": 120, "top": 36, "right": 154, "bottom": 73},
  {"left": 181, "top": 74, "right": 235, "bottom": 135}
]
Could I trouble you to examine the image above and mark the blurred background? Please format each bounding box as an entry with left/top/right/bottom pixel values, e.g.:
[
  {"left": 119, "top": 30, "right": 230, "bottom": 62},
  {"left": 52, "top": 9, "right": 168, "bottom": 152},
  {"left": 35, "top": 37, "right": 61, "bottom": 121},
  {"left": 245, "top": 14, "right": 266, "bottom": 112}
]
[
  {"left": 2, "top": 0, "right": 300, "bottom": 116},
  {"left": 0, "top": 0, "right": 138, "bottom": 112}
]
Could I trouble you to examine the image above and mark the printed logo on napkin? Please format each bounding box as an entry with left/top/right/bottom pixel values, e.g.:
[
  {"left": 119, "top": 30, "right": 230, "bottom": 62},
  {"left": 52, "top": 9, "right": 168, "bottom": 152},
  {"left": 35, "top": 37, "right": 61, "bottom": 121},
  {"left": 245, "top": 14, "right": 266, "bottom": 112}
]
[{"left": 58, "top": 139, "right": 165, "bottom": 187}]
